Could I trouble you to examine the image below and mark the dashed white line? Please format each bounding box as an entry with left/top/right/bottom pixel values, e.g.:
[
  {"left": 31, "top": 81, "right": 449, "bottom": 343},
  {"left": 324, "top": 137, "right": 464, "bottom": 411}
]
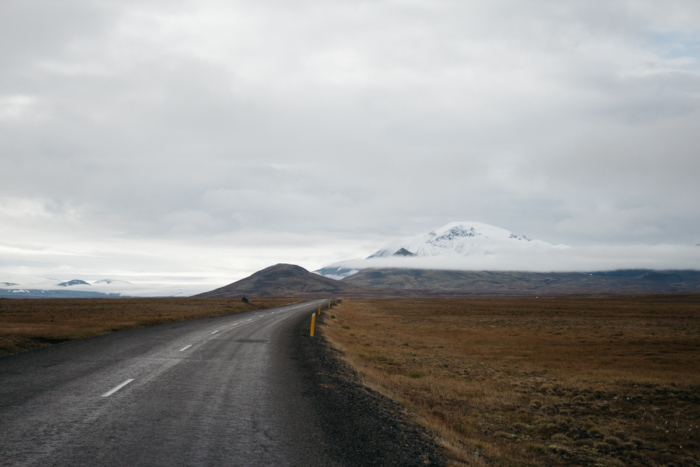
[
  {"left": 101, "top": 379, "right": 134, "bottom": 397},
  {"left": 179, "top": 345, "right": 192, "bottom": 351},
  {"left": 210, "top": 330, "right": 219, "bottom": 335}
]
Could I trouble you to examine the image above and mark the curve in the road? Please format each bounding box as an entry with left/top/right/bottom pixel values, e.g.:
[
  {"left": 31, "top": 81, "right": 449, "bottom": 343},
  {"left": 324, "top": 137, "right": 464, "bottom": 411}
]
[
  {"left": 0, "top": 300, "right": 342, "bottom": 466},
  {"left": 0, "top": 299, "right": 445, "bottom": 467}
]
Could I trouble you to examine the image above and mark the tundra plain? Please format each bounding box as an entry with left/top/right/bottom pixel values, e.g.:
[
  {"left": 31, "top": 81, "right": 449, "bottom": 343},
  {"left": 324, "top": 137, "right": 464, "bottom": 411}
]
[{"left": 323, "top": 295, "right": 700, "bottom": 466}]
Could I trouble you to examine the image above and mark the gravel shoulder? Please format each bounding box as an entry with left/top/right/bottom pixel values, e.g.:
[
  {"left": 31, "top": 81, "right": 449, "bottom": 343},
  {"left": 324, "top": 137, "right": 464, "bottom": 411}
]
[{"left": 290, "top": 309, "right": 446, "bottom": 467}]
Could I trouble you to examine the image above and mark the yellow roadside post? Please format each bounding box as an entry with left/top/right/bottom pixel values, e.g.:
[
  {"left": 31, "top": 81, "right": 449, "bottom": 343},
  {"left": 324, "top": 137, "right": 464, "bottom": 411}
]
[
  {"left": 318, "top": 305, "right": 321, "bottom": 315},
  {"left": 310, "top": 313, "right": 316, "bottom": 337},
  {"left": 328, "top": 301, "right": 331, "bottom": 309}
]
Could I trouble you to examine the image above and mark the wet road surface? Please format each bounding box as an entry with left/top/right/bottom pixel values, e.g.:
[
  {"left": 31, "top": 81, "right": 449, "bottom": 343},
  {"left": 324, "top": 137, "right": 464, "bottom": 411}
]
[{"left": 0, "top": 299, "right": 340, "bottom": 466}]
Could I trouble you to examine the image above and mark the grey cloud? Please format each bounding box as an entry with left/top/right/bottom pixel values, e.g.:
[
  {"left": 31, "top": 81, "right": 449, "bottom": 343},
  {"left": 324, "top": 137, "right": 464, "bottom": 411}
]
[
  {"left": 1, "top": 0, "right": 699, "bottom": 288},
  {"left": 334, "top": 244, "right": 700, "bottom": 273}
]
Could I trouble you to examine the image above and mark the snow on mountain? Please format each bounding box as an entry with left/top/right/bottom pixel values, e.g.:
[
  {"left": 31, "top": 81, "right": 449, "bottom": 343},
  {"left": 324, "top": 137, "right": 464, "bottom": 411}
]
[
  {"left": 313, "top": 267, "right": 362, "bottom": 281},
  {"left": 315, "top": 221, "right": 568, "bottom": 279},
  {"left": 367, "top": 222, "right": 559, "bottom": 258},
  {"left": 92, "top": 279, "right": 131, "bottom": 285},
  {"left": 0, "top": 273, "right": 207, "bottom": 297},
  {"left": 0, "top": 274, "right": 64, "bottom": 290}
]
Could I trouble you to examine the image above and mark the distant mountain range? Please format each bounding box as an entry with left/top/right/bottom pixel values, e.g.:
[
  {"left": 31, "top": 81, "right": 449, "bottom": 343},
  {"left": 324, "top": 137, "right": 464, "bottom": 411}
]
[
  {"left": 193, "top": 265, "right": 700, "bottom": 298},
  {"left": 0, "top": 274, "right": 190, "bottom": 298},
  {"left": 0, "top": 289, "right": 122, "bottom": 299},
  {"left": 0, "top": 275, "right": 122, "bottom": 298},
  {"left": 340, "top": 268, "right": 700, "bottom": 295}
]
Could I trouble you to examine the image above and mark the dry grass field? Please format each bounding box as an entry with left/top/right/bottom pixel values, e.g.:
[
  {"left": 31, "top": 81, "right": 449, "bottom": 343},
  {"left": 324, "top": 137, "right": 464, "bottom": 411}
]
[
  {"left": 0, "top": 297, "right": 299, "bottom": 357},
  {"left": 323, "top": 295, "right": 700, "bottom": 467}
]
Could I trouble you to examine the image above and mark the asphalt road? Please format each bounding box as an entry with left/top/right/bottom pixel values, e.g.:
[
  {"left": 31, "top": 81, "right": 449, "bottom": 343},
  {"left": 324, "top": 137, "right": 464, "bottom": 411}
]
[{"left": 0, "top": 299, "right": 343, "bottom": 466}]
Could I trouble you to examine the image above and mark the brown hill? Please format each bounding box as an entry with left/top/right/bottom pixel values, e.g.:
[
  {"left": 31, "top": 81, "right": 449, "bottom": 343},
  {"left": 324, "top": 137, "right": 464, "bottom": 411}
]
[{"left": 195, "top": 264, "right": 414, "bottom": 298}]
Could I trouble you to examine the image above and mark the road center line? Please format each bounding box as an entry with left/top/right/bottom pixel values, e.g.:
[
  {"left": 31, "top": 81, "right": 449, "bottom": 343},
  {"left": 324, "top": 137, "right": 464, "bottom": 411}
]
[
  {"left": 210, "top": 330, "right": 219, "bottom": 334},
  {"left": 101, "top": 379, "right": 134, "bottom": 397},
  {"left": 179, "top": 345, "right": 192, "bottom": 351}
]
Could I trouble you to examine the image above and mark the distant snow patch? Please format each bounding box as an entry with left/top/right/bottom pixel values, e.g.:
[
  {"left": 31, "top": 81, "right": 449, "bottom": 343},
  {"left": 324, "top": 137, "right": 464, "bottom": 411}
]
[{"left": 93, "top": 279, "right": 131, "bottom": 285}]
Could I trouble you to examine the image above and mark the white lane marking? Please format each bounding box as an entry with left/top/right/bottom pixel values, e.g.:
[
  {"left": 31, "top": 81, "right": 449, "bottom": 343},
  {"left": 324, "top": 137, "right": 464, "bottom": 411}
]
[
  {"left": 179, "top": 345, "right": 192, "bottom": 351},
  {"left": 101, "top": 379, "right": 134, "bottom": 397},
  {"left": 247, "top": 319, "right": 252, "bottom": 322},
  {"left": 210, "top": 330, "right": 219, "bottom": 335}
]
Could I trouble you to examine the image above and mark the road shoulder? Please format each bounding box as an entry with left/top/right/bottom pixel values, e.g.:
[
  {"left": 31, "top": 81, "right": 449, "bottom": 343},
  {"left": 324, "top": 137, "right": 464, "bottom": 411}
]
[{"left": 293, "top": 310, "right": 446, "bottom": 467}]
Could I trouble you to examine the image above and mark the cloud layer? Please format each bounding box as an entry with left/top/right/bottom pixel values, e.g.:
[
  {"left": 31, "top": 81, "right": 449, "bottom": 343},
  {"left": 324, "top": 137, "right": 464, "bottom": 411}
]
[
  {"left": 1, "top": 1, "right": 699, "bottom": 290},
  {"left": 330, "top": 244, "right": 700, "bottom": 274}
]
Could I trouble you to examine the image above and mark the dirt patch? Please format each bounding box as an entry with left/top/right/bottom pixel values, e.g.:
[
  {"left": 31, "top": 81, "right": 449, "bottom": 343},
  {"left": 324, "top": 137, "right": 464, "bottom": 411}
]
[
  {"left": 0, "top": 297, "right": 300, "bottom": 356},
  {"left": 322, "top": 295, "right": 700, "bottom": 466}
]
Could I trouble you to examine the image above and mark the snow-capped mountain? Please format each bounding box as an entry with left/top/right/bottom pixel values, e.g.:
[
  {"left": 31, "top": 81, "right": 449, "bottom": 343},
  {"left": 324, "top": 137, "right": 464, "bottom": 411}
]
[
  {"left": 368, "top": 222, "right": 556, "bottom": 258},
  {"left": 0, "top": 273, "right": 204, "bottom": 297},
  {"left": 315, "top": 221, "right": 568, "bottom": 279},
  {"left": 0, "top": 274, "right": 121, "bottom": 298}
]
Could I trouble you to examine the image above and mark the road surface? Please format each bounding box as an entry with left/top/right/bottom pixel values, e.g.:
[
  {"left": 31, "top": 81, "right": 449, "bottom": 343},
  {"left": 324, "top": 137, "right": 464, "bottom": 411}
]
[{"left": 0, "top": 299, "right": 343, "bottom": 466}]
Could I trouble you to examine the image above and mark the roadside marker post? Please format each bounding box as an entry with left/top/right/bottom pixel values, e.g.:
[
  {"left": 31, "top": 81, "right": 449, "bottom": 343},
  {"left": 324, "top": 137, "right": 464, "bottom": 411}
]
[
  {"left": 310, "top": 313, "right": 316, "bottom": 337},
  {"left": 328, "top": 301, "right": 331, "bottom": 309}
]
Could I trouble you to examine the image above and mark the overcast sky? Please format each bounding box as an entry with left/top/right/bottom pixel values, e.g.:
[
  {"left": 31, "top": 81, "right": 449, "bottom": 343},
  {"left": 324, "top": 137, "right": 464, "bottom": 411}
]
[{"left": 1, "top": 0, "right": 699, "bottom": 290}]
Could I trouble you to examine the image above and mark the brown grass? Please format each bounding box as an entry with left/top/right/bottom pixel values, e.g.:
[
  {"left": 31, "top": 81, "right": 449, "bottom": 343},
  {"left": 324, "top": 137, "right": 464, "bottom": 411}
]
[
  {"left": 323, "top": 295, "right": 700, "bottom": 467},
  {"left": 0, "top": 297, "right": 300, "bottom": 356}
]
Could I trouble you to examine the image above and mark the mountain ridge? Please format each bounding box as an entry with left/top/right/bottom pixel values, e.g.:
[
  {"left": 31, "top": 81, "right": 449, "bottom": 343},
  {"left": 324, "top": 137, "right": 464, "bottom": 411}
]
[
  {"left": 0, "top": 273, "right": 196, "bottom": 298},
  {"left": 340, "top": 268, "right": 700, "bottom": 295},
  {"left": 195, "top": 264, "right": 414, "bottom": 298}
]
